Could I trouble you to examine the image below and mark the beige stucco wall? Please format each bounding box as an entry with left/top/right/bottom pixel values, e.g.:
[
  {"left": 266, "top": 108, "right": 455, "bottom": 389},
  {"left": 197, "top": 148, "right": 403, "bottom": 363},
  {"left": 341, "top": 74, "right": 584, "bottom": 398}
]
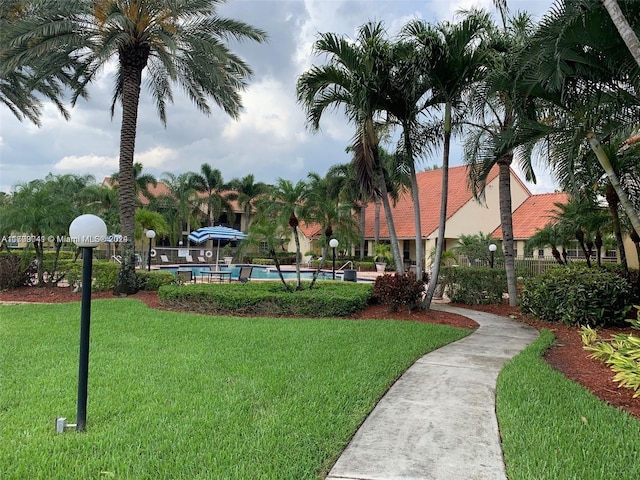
[
  {"left": 623, "top": 237, "right": 639, "bottom": 269},
  {"left": 429, "top": 173, "right": 529, "bottom": 242},
  {"left": 284, "top": 230, "right": 314, "bottom": 256}
]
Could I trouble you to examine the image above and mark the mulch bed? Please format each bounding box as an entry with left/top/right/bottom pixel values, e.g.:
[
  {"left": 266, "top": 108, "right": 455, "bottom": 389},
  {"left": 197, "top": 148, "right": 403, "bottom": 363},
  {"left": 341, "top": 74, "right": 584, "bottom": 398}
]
[{"left": 1, "top": 286, "right": 637, "bottom": 419}]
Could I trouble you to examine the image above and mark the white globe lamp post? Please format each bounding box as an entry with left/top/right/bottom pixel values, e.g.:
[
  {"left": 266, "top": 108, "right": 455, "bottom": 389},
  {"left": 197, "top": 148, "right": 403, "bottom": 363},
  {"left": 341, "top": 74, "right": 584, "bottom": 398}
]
[
  {"left": 67, "top": 214, "right": 107, "bottom": 432},
  {"left": 329, "top": 238, "right": 339, "bottom": 280}
]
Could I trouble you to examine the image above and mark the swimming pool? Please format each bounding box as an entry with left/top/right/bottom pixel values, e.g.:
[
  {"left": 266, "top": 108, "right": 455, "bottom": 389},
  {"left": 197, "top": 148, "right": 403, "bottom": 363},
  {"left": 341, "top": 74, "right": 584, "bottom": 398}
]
[{"left": 158, "top": 264, "right": 344, "bottom": 281}]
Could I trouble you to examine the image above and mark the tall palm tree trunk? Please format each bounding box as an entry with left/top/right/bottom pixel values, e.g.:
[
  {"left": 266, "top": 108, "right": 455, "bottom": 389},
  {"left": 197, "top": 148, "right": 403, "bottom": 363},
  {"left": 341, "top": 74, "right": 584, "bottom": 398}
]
[
  {"left": 244, "top": 205, "right": 251, "bottom": 232},
  {"left": 292, "top": 225, "right": 302, "bottom": 289},
  {"left": 602, "top": 0, "right": 640, "bottom": 68},
  {"left": 376, "top": 164, "right": 404, "bottom": 274},
  {"left": 605, "top": 183, "right": 628, "bottom": 273},
  {"left": 114, "top": 61, "right": 146, "bottom": 295},
  {"left": 35, "top": 239, "right": 44, "bottom": 285},
  {"left": 359, "top": 204, "right": 366, "bottom": 260},
  {"left": 588, "top": 134, "right": 640, "bottom": 237},
  {"left": 374, "top": 199, "right": 381, "bottom": 245},
  {"left": 424, "top": 103, "right": 452, "bottom": 308},
  {"left": 498, "top": 156, "right": 519, "bottom": 306},
  {"left": 404, "top": 125, "right": 424, "bottom": 277}
]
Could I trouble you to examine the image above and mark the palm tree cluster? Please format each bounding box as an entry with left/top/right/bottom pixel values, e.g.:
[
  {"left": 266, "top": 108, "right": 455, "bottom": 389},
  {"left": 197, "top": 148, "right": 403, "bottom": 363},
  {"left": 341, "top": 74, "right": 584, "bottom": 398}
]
[
  {"left": 1, "top": 0, "right": 267, "bottom": 294},
  {"left": 296, "top": 0, "right": 640, "bottom": 307},
  {"left": 0, "top": 173, "right": 111, "bottom": 284},
  {"left": 0, "top": 161, "right": 362, "bottom": 292},
  {"left": 3, "top": 0, "right": 640, "bottom": 305}
]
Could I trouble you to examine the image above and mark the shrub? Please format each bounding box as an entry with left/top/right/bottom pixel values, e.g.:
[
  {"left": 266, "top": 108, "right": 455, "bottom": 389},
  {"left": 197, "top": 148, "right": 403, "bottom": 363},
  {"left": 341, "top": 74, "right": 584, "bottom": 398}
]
[
  {"left": 600, "top": 264, "right": 640, "bottom": 305},
  {"left": 136, "top": 270, "right": 176, "bottom": 291},
  {"left": 521, "top": 264, "right": 632, "bottom": 327},
  {"left": 373, "top": 272, "right": 425, "bottom": 312},
  {"left": 65, "top": 261, "right": 174, "bottom": 292},
  {"left": 581, "top": 307, "right": 640, "bottom": 397},
  {"left": 0, "top": 251, "right": 35, "bottom": 290},
  {"left": 252, "top": 257, "right": 274, "bottom": 265},
  {"left": 65, "top": 260, "right": 120, "bottom": 292},
  {"left": 439, "top": 266, "right": 506, "bottom": 305},
  {"left": 158, "top": 281, "right": 372, "bottom": 317}
]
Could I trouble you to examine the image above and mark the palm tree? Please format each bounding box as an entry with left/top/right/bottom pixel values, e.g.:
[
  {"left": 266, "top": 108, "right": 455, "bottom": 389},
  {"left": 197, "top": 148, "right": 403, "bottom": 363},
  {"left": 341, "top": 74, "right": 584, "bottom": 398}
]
[
  {"left": 519, "top": 0, "right": 640, "bottom": 239},
  {"left": 324, "top": 163, "right": 367, "bottom": 258},
  {"left": 551, "top": 129, "right": 640, "bottom": 272},
  {"left": 245, "top": 215, "right": 290, "bottom": 290},
  {"left": 552, "top": 197, "right": 598, "bottom": 268},
  {"left": 158, "top": 172, "right": 201, "bottom": 246},
  {"left": 526, "top": 223, "right": 568, "bottom": 266},
  {"left": 0, "top": 174, "right": 95, "bottom": 284},
  {"left": 0, "top": 0, "right": 80, "bottom": 125},
  {"left": 257, "top": 179, "right": 309, "bottom": 290},
  {"left": 377, "top": 35, "right": 433, "bottom": 278},
  {"left": 296, "top": 22, "right": 405, "bottom": 274},
  {"left": 135, "top": 208, "right": 169, "bottom": 260},
  {"left": 110, "top": 162, "right": 157, "bottom": 204},
  {"left": 190, "top": 163, "right": 234, "bottom": 227},
  {"left": 3, "top": 0, "right": 267, "bottom": 294},
  {"left": 227, "top": 174, "right": 270, "bottom": 232},
  {"left": 602, "top": 0, "right": 640, "bottom": 68},
  {"left": 461, "top": 12, "right": 537, "bottom": 306},
  {"left": 453, "top": 232, "right": 502, "bottom": 266},
  {"left": 305, "top": 171, "right": 358, "bottom": 286},
  {"left": 404, "top": 12, "right": 491, "bottom": 308}
]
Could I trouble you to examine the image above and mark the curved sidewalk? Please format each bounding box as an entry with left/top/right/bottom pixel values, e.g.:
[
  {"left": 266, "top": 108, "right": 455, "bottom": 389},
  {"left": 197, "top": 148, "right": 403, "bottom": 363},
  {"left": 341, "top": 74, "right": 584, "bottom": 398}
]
[{"left": 326, "top": 304, "right": 539, "bottom": 480}]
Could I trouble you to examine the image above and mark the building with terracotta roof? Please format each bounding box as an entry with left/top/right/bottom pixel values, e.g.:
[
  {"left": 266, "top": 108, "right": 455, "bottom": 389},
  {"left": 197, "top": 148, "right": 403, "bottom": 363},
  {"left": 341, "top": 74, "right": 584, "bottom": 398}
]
[
  {"left": 358, "top": 165, "right": 637, "bottom": 269},
  {"left": 359, "top": 165, "right": 531, "bottom": 266},
  {"left": 491, "top": 192, "right": 569, "bottom": 257}
]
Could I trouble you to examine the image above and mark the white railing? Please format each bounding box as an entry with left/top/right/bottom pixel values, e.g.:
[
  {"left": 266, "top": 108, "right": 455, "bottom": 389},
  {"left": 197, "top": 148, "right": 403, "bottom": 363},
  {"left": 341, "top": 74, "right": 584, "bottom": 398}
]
[{"left": 339, "top": 260, "right": 354, "bottom": 271}]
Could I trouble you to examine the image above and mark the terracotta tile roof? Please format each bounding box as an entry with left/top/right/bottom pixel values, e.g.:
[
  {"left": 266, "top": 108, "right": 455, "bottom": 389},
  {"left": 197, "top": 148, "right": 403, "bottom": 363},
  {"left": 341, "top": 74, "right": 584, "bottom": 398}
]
[
  {"left": 492, "top": 192, "right": 569, "bottom": 240},
  {"left": 298, "top": 221, "right": 323, "bottom": 239},
  {"left": 102, "top": 177, "right": 241, "bottom": 211},
  {"left": 363, "top": 165, "right": 500, "bottom": 239}
]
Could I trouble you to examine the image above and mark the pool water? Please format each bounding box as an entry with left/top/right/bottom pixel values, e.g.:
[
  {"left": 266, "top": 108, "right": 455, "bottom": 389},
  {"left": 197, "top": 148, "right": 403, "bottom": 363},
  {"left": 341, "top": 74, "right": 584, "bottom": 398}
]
[{"left": 158, "top": 264, "right": 340, "bottom": 281}]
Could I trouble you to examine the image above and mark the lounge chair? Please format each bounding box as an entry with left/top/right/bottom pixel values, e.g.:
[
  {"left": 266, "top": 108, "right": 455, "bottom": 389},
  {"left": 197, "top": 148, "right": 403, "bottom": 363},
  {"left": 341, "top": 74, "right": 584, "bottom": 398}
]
[
  {"left": 176, "top": 269, "right": 193, "bottom": 283},
  {"left": 185, "top": 255, "right": 194, "bottom": 262},
  {"left": 198, "top": 256, "right": 207, "bottom": 262},
  {"left": 161, "top": 255, "right": 170, "bottom": 263},
  {"left": 235, "top": 266, "right": 253, "bottom": 283},
  {"left": 302, "top": 255, "right": 313, "bottom": 267}
]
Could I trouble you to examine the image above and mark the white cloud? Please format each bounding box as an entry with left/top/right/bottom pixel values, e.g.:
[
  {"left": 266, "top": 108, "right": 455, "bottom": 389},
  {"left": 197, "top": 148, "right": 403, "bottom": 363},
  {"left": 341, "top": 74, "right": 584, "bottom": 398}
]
[
  {"left": 222, "top": 77, "right": 307, "bottom": 143},
  {"left": 432, "top": 0, "right": 496, "bottom": 21},
  {"left": 54, "top": 154, "right": 117, "bottom": 171},
  {"left": 0, "top": 0, "right": 558, "bottom": 194},
  {"left": 135, "top": 146, "right": 179, "bottom": 168}
]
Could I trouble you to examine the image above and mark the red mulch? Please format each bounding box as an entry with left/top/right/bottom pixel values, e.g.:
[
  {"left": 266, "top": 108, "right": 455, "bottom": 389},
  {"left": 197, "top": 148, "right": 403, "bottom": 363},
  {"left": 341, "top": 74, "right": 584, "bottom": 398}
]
[{"left": 1, "top": 286, "right": 638, "bottom": 419}]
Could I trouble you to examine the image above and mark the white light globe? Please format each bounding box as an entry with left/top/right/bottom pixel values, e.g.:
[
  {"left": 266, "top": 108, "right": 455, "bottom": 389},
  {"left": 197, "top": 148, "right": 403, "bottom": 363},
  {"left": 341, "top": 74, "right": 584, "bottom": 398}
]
[
  {"left": 146, "top": 229, "right": 156, "bottom": 239},
  {"left": 489, "top": 243, "right": 497, "bottom": 252},
  {"left": 329, "top": 238, "right": 339, "bottom": 248},
  {"left": 69, "top": 214, "right": 107, "bottom": 247}
]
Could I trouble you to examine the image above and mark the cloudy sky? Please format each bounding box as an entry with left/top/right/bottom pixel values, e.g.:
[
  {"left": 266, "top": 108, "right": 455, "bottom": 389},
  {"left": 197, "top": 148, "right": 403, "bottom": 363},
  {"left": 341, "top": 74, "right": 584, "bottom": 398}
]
[{"left": 0, "top": 0, "right": 558, "bottom": 195}]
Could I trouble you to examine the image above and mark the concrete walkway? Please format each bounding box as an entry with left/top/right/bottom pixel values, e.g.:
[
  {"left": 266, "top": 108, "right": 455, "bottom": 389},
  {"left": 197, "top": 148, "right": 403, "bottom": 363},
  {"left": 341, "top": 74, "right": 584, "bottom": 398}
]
[{"left": 326, "top": 304, "right": 539, "bottom": 480}]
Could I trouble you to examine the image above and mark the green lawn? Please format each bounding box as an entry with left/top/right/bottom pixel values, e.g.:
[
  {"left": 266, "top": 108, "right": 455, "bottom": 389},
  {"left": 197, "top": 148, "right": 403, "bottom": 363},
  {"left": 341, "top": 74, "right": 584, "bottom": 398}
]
[
  {"left": 497, "top": 330, "right": 640, "bottom": 480},
  {"left": 0, "top": 299, "right": 469, "bottom": 480}
]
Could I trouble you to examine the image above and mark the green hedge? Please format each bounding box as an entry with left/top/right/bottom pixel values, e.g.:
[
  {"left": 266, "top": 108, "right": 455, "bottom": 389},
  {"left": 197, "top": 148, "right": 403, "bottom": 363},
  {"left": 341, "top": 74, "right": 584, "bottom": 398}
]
[
  {"left": 158, "top": 281, "right": 373, "bottom": 317},
  {"left": 65, "top": 260, "right": 175, "bottom": 292},
  {"left": 136, "top": 270, "right": 176, "bottom": 291},
  {"left": 520, "top": 264, "right": 632, "bottom": 327},
  {"left": 439, "top": 265, "right": 507, "bottom": 304}
]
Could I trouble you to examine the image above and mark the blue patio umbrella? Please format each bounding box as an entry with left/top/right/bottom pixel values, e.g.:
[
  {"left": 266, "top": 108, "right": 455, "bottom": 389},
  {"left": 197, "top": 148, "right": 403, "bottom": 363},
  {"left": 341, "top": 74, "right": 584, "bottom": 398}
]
[{"left": 188, "top": 226, "right": 248, "bottom": 267}]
